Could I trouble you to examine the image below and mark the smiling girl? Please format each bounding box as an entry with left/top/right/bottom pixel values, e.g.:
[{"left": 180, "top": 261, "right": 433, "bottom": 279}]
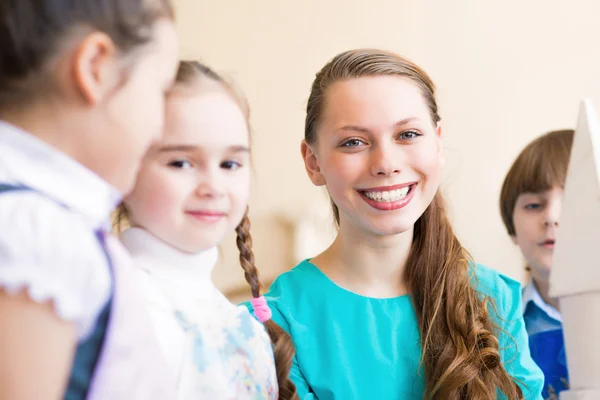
[
  {"left": 116, "top": 61, "right": 296, "bottom": 399},
  {"left": 246, "top": 49, "right": 544, "bottom": 400}
]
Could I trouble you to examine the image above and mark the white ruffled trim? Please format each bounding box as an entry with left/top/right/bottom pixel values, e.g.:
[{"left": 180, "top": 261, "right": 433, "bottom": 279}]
[
  {"left": 0, "top": 193, "right": 113, "bottom": 341},
  {"left": 0, "top": 270, "right": 107, "bottom": 340}
]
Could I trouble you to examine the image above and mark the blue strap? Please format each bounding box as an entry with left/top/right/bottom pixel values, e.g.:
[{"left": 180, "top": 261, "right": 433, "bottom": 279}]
[
  {"left": 65, "top": 297, "right": 111, "bottom": 400},
  {"left": 0, "top": 183, "right": 113, "bottom": 400},
  {"left": 0, "top": 183, "right": 29, "bottom": 192}
]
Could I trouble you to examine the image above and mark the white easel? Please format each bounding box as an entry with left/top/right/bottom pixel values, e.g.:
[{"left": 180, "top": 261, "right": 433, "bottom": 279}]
[{"left": 550, "top": 100, "right": 600, "bottom": 400}]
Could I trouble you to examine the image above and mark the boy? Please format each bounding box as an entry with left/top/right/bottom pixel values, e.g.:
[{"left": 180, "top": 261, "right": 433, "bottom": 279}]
[{"left": 500, "top": 129, "right": 574, "bottom": 399}]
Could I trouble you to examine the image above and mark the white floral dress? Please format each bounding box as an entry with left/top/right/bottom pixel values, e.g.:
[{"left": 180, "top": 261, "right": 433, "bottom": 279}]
[{"left": 120, "top": 228, "right": 278, "bottom": 400}]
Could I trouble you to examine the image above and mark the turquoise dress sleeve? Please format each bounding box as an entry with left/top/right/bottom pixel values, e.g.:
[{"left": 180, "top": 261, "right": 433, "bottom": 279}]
[{"left": 474, "top": 266, "right": 545, "bottom": 400}]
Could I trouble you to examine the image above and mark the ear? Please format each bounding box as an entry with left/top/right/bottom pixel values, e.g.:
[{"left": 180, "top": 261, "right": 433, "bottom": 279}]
[
  {"left": 72, "top": 32, "right": 119, "bottom": 106},
  {"left": 436, "top": 123, "right": 444, "bottom": 166},
  {"left": 301, "top": 140, "right": 326, "bottom": 186}
]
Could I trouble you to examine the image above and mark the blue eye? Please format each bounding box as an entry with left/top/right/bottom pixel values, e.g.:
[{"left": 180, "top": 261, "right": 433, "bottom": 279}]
[
  {"left": 398, "top": 130, "right": 421, "bottom": 140},
  {"left": 525, "top": 203, "right": 541, "bottom": 210},
  {"left": 221, "top": 160, "right": 242, "bottom": 170},
  {"left": 341, "top": 139, "right": 365, "bottom": 147},
  {"left": 168, "top": 159, "right": 193, "bottom": 169}
]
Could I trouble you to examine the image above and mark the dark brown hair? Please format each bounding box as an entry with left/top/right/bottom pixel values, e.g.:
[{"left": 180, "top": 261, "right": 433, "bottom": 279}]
[
  {"left": 235, "top": 212, "right": 298, "bottom": 399},
  {"left": 500, "top": 129, "right": 575, "bottom": 236},
  {"left": 115, "top": 61, "right": 298, "bottom": 399},
  {"left": 0, "top": 0, "right": 174, "bottom": 107},
  {"left": 305, "top": 49, "right": 523, "bottom": 399}
]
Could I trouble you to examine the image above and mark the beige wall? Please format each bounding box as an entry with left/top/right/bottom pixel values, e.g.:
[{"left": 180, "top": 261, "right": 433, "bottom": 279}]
[{"left": 174, "top": 0, "right": 600, "bottom": 299}]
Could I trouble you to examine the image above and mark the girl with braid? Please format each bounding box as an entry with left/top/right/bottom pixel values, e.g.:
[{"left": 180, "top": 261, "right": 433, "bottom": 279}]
[
  {"left": 115, "top": 61, "right": 296, "bottom": 399},
  {"left": 244, "top": 49, "right": 544, "bottom": 400}
]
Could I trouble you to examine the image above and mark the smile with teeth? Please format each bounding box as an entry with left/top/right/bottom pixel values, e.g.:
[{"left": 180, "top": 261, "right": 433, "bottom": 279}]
[{"left": 362, "top": 186, "right": 411, "bottom": 202}]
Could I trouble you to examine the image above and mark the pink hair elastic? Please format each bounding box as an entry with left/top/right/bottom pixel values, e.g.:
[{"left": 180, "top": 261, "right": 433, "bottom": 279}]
[{"left": 251, "top": 296, "right": 272, "bottom": 323}]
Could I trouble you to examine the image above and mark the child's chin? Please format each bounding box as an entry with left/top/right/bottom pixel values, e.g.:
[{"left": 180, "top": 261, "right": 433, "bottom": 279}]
[
  {"left": 531, "top": 261, "right": 553, "bottom": 277},
  {"left": 188, "top": 239, "right": 221, "bottom": 253},
  {"left": 171, "top": 233, "right": 222, "bottom": 254}
]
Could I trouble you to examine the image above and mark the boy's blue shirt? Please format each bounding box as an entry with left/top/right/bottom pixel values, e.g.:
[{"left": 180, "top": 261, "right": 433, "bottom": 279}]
[{"left": 522, "top": 280, "right": 569, "bottom": 398}]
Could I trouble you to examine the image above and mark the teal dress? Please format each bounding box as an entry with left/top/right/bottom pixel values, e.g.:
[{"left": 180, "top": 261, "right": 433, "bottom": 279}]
[{"left": 246, "top": 260, "right": 544, "bottom": 400}]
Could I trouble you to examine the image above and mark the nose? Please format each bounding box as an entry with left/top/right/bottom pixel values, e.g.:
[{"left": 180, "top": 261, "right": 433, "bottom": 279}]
[
  {"left": 194, "top": 166, "right": 224, "bottom": 198},
  {"left": 543, "top": 198, "right": 562, "bottom": 228},
  {"left": 369, "top": 142, "right": 401, "bottom": 177}
]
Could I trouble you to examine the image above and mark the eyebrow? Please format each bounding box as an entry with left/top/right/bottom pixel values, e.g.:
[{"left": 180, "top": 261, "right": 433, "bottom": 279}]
[
  {"left": 228, "top": 145, "right": 251, "bottom": 153},
  {"left": 157, "top": 144, "right": 250, "bottom": 153},
  {"left": 158, "top": 144, "right": 198, "bottom": 152},
  {"left": 336, "top": 117, "right": 419, "bottom": 133}
]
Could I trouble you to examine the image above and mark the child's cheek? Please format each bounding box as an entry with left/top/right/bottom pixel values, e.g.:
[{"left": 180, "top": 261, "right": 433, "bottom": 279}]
[
  {"left": 148, "top": 178, "right": 183, "bottom": 216},
  {"left": 135, "top": 172, "right": 182, "bottom": 227}
]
